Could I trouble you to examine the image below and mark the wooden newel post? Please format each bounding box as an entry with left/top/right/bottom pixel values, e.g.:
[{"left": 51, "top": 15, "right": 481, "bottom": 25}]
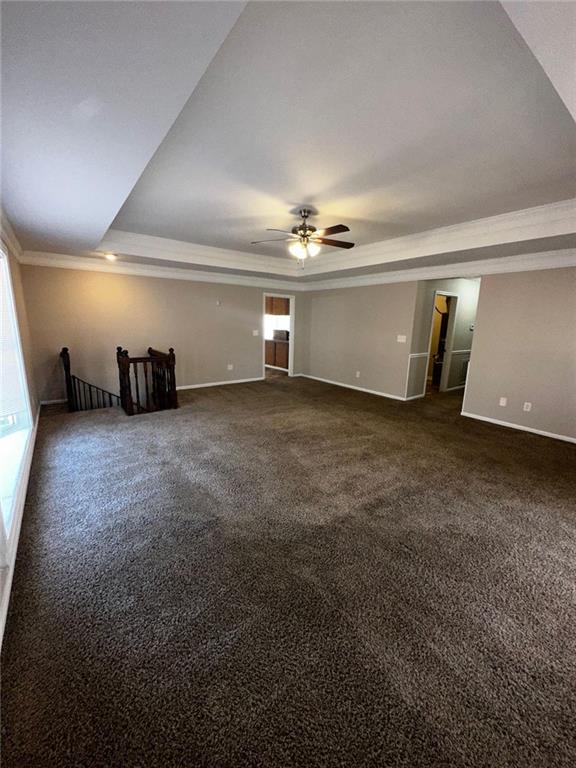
[
  {"left": 60, "top": 347, "right": 76, "bottom": 412},
  {"left": 116, "top": 347, "right": 134, "bottom": 416},
  {"left": 168, "top": 348, "right": 178, "bottom": 409}
]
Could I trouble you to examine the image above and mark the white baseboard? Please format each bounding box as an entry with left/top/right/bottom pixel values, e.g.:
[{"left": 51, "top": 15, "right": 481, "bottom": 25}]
[
  {"left": 265, "top": 365, "right": 288, "bottom": 372},
  {"left": 444, "top": 385, "right": 465, "bottom": 392},
  {"left": 177, "top": 377, "right": 265, "bottom": 391},
  {"left": 299, "top": 374, "right": 408, "bottom": 401},
  {"left": 40, "top": 398, "right": 67, "bottom": 405},
  {"left": 0, "top": 411, "right": 39, "bottom": 649},
  {"left": 461, "top": 411, "right": 576, "bottom": 444}
]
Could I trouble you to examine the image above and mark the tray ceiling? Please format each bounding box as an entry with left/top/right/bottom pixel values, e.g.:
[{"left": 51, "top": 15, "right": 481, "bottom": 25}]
[
  {"left": 111, "top": 1, "right": 576, "bottom": 259},
  {"left": 2, "top": 1, "right": 575, "bottom": 282}
]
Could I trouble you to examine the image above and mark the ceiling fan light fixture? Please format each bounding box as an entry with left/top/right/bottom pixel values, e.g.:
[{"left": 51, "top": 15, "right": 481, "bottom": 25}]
[
  {"left": 289, "top": 240, "right": 309, "bottom": 260},
  {"left": 254, "top": 208, "right": 354, "bottom": 263}
]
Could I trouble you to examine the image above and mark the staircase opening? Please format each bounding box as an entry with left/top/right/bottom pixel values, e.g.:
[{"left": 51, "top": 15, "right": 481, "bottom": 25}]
[{"left": 60, "top": 346, "right": 178, "bottom": 416}]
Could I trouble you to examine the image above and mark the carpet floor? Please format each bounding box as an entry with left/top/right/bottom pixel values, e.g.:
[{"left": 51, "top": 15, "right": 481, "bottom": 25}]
[{"left": 2, "top": 376, "right": 576, "bottom": 767}]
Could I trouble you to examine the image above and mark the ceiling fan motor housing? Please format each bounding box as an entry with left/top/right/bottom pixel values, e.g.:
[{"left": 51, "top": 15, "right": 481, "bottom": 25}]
[{"left": 292, "top": 208, "right": 316, "bottom": 237}]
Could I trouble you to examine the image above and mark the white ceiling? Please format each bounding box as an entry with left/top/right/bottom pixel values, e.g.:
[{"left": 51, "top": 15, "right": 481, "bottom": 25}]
[
  {"left": 2, "top": 0, "right": 575, "bottom": 283},
  {"left": 1, "top": 1, "right": 245, "bottom": 251},
  {"left": 111, "top": 1, "right": 576, "bottom": 259}
]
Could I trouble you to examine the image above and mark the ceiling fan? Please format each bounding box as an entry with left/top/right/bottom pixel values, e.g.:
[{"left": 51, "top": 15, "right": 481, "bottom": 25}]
[{"left": 251, "top": 208, "right": 354, "bottom": 261}]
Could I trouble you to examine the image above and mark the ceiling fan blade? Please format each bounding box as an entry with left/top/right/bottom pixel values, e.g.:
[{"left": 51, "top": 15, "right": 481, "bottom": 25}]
[
  {"left": 266, "top": 228, "right": 294, "bottom": 235},
  {"left": 313, "top": 237, "right": 355, "bottom": 249},
  {"left": 314, "top": 224, "right": 350, "bottom": 237},
  {"left": 251, "top": 237, "right": 295, "bottom": 244}
]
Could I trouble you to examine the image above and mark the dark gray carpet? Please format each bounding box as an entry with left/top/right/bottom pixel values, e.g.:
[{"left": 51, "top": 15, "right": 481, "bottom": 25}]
[{"left": 2, "top": 376, "right": 576, "bottom": 767}]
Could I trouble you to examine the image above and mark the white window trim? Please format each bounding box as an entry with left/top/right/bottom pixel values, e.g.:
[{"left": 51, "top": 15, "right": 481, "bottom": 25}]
[{"left": 0, "top": 245, "right": 36, "bottom": 646}]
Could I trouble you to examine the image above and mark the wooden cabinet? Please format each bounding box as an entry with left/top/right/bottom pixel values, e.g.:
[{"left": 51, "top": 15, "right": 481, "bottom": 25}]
[
  {"left": 265, "top": 340, "right": 289, "bottom": 370},
  {"left": 275, "top": 297, "right": 290, "bottom": 315},
  {"left": 265, "top": 340, "right": 276, "bottom": 366},
  {"left": 265, "top": 296, "right": 290, "bottom": 316},
  {"left": 275, "top": 341, "right": 289, "bottom": 369}
]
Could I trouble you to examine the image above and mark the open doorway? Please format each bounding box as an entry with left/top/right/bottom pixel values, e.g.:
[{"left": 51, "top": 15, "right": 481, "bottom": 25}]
[
  {"left": 427, "top": 294, "right": 454, "bottom": 392},
  {"left": 426, "top": 291, "right": 458, "bottom": 394},
  {"left": 263, "top": 294, "right": 295, "bottom": 378}
]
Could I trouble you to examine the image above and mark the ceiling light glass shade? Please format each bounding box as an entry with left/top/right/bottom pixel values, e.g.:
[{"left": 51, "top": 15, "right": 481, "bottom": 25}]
[
  {"left": 288, "top": 240, "right": 321, "bottom": 260},
  {"left": 289, "top": 241, "right": 309, "bottom": 260}
]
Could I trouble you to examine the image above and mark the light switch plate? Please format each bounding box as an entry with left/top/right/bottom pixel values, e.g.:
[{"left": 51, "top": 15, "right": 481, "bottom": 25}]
[
  {"left": 396, "top": 334, "right": 407, "bottom": 343},
  {"left": 227, "top": 363, "right": 234, "bottom": 371},
  {"left": 499, "top": 397, "right": 507, "bottom": 407},
  {"left": 523, "top": 402, "right": 532, "bottom": 412}
]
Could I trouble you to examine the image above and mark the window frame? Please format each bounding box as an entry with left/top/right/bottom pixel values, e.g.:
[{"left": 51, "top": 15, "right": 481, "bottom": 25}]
[{"left": 0, "top": 245, "right": 33, "bottom": 549}]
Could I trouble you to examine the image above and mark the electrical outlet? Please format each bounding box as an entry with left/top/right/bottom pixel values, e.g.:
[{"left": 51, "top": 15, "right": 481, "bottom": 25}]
[
  {"left": 355, "top": 371, "right": 361, "bottom": 378},
  {"left": 227, "top": 363, "right": 234, "bottom": 371},
  {"left": 252, "top": 329, "right": 259, "bottom": 337},
  {"left": 523, "top": 402, "right": 532, "bottom": 412},
  {"left": 396, "top": 334, "right": 407, "bottom": 343},
  {"left": 499, "top": 397, "right": 507, "bottom": 407}
]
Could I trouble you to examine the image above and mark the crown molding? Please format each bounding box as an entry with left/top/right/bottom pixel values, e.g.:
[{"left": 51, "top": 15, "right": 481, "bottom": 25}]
[
  {"left": 20, "top": 248, "right": 576, "bottom": 292},
  {"left": 98, "top": 229, "right": 300, "bottom": 277},
  {"left": 97, "top": 199, "right": 575, "bottom": 280},
  {"left": 18, "top": 251, "right": 300, "bottom": 290},
  {"left": 0, "top": 210, "right": 23, "bottom": 260},
  {"left": 299, "top": 249, "right": 576, "bottom": 290},
  {"left": 301, "top": 198, "right": 576, "bottom": 275}
]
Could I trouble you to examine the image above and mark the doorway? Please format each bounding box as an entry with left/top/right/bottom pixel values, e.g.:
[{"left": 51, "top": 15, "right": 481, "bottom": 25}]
[
  {"left": 262, "top": 293, "right": 295, "bottom": 377},
  {"left": 426, "top": 292, "right": 457, "bottom": 393}
]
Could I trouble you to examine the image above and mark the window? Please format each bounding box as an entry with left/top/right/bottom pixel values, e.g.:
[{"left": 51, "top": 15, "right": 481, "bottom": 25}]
[
  {"left": 0, "top": 249, "right": 32, "bottom": 540},
  {"left": 264, "top": 313, "right": 290, "bottom": 340}
]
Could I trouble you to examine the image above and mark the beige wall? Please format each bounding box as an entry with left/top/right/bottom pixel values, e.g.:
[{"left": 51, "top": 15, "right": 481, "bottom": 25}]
[
  {"left": 22, "top": 267, "right": 418, "bottom": 403},
  {"left": 463, "top": 268, "right": 576, "bottom": 440},
  {"left": 298, "top": 282, "right": 418, "bottom": 398},
  {"left": 20, "top": 263, "right": 575, "bottom": 441},
  {"left": 22, "top": 266, "right": 300, "bottom": 402},
  {"left": 4, "top": 246, "right": 38, "bottom": 416}
]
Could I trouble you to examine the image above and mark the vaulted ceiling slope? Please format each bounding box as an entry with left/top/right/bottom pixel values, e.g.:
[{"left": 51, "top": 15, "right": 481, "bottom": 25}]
[
  {"left": 2, "top": 1, "right": 575, "bottom": 285},
  {"left": 1, "top": 1, "right": 245, "bottom": 251}
]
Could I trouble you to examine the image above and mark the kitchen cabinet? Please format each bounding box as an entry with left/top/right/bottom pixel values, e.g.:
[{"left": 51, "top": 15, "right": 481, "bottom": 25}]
[
  {"left": 265, "top": 296, "right": 290, "bottom": 316},
  {"left": 265, "top": 340, "right": 276, "bottom": 366},
  {"left": 265, "top": 339, "right": 289, "bottom": 370},
  {"left": 274, "top": 341, "right": 289, "bottom": 369}
]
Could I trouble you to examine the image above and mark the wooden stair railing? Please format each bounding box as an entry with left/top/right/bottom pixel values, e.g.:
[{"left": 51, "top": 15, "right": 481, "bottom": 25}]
[
  {"left": 60, "top": 347, "right": 121, "bottom": 412},
  {"left": 116, "top": 346, "right": 178, "bottom": 416}
]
